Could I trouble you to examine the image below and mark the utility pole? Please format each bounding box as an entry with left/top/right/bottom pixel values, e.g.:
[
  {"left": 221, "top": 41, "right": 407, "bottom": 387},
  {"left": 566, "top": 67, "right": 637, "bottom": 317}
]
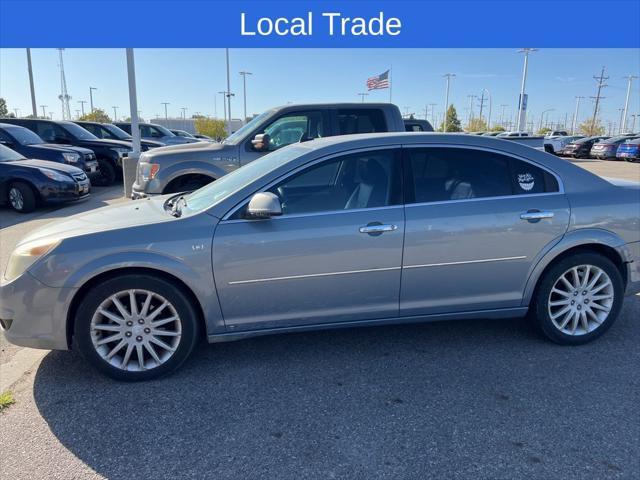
[
  {"left": 357, "top": 93, "right": 369, "bottom": 103},
  {"left": 89, "top": 87, "right": 97, "bottom": 112},
  {"left": 571, "top": 96, "right": 585, "bottom": 135},
  {"left": 539, "top": 109, "right": 554, "bottom": 132},
  {"left": 181, "top": 107, "right": 187, "bottom": 119},
  {"left": 239, "top": 71, "right": 252, "bottom": 123},
  {"left": 49, "top": 111, "right": 54, "bottom": 120},
  {"left": 620, "top": 75, "right": 638, "bottom": 134},
  {"left": 218, "top": 91, "right": 227, "bottom": 128},
  {"left": 78, "top": 100, "right": 86, "bottom": 117},
  {"left": 13, "top": 108, "right": 20, "bottom": 117},
  {"left": 225, "top": 48, "right": 232, "bottom": 133},
  {"left": 161, "top": 102, "right": 170, "bottom": 120},
  {"left": 500, "top": 104, "right": 508, "bottom": 127},
  {"left": 429, "top": 103, "right": 437, "bottom": 125},
  {"left": 40, "top": 105, "right": 47, "bottom": 118},
  {"left": 630, "top": 114, "right": 637, "bottom": 133},
  {"left": 112, "top": 106, "right": 118, "bottom": 121},
  {"left": 26, "top": 49, "right": 37, "bottom": 117},
  {"left": 466, "top": 94, "right": 476, "bottom": 126},
  {"left": 590, "top": 66, "right": 608, "bottom": 134},
  {"left": 442, "top": 73, "right": 455, "bottom": 132},
  {"left": 516, "top": 48, "right": 537, "bottom": 132},
  {"left": 617, "top": 108, "right": 625, "bottom": 135}
]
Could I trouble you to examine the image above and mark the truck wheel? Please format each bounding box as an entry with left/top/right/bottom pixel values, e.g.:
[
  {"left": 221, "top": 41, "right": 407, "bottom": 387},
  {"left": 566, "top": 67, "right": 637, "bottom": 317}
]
[
  {"left": 94, "top": 159, "right": 116, "bottom": 186},
  {"left": 8, "top": 182, "right": 37, "bottom": 213},
  {"left": 74, "top": 274, "right": 200, "bottom": 381}
]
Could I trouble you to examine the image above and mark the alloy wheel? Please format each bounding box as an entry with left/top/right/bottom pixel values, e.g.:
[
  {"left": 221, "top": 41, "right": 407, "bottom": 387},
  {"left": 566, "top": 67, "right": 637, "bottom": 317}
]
[
  {"left": 90, "top": 289, "right": 182, "bottom": 371},
  {"left": 547, "top": 265, "right": 614, "bottom": 336},
  {"left": 8, "top": 187, "right": 24, "bottom": 211}
]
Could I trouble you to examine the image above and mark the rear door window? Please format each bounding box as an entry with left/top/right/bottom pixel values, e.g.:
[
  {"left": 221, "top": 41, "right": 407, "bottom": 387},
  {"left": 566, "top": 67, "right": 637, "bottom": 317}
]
[{"left": 336, "top": 109, "right": 387, "bottom": 135}]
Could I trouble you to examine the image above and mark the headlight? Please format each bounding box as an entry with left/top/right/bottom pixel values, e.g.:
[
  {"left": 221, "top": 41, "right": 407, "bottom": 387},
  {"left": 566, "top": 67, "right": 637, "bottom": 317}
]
[
  {"left": 113, "top": 147, "right": 132, "bottom": 158},
  {"left": 62, "top": 152, "right": 80, "bottom": 163},
  {"left": 140, "top": 163, "right": 160, "bottom": 181},
  {"left": 40, "top": 169, "right": 71, "bottom": 182},
  {"left": 4, "top": 238, "right": 61, "bottom": 281}
]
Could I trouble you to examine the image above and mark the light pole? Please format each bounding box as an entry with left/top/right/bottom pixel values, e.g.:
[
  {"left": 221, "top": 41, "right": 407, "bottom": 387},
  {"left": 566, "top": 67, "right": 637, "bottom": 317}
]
[
  {"left": 40, "top": 105, "right": 47, "bottom": 118},
  {"left": 617, "top": 108, "right": 625, "bottom": 135},
  {"left": 500, "top": 104, "right": 508, "bottom": 127},
  {"left": 218, "top": 91, "right": 227, "bottom": 129},
  {"left": 621, "top": 75, "right": 638, "bottom": 133},
  {"left": 161, "top": 102, "right": 170, "bottom": 120},
  {"left": 48, "top": 111, "right": 54, "bottom": 120},
  {"left": 539, "top": 108, "right": 554, "bottom": 132},
  {"left": 112, "top": 106, "right": 118, "bottom": 121},
  {"left": 358, "top": 93, "right": 369, "bottom": 103},
  {"left": 225, "top": 48, "right": 232, "bottom": 132},
  {"left": 630, "top": 114, "right": 637, "bottom": 132},
  {"left": 516, "top": 48, "right": 538, "bottom": 132},
  {"left": 13, "top": 108, "right": 20, "bottom": 118},
  {"left": 571, "top": 96, "right": 585, "bottom": 135},
  {"left": 239, "top": 71, "right": 252, "bottom": 123},
  {"left": 482, "top": 89, "right": 492, "bottom": 129},
  {"left": 181, "top": 107, "right": 188, "bottom": 119},
  {"left": 429, "top": 103, "right": 437, "bottom": 125},
  {"left": 466, "top": 94, "right": 476, "bottom": 126},
  {"left": 442, "top": 73, "right": 456, "bottom": 132},
  {"left": 26, "top": 48, "right": 37, "bottom": 117},
  {"left": 89, "top": 87, "right": 97, "bottom": 112},
  {"left": 78, "top": 100, "right": 87, "bottom": 117}
]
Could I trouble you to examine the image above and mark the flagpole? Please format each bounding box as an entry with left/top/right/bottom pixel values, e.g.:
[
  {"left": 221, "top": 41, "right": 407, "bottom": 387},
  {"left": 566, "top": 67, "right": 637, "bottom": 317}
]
[{"left": 389, "top": 65, "right": 393, "bottom": 103}]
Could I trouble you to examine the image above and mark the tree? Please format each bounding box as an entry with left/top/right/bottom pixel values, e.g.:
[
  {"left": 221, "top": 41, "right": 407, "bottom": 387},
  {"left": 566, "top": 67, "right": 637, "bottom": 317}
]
[
  {"left": 537, "top": 127, "right": 552, "bottom": 135},
  {"left": 0, "top": 97, "right": 8, "bottom": 117},
  {"left": 490, "top": 125, "right": 506, "bottom": 132},
  {"left": 578, "top": 119, "right": 605, "bottom": 136},
  {"left": 438, "top": 105, "right": 462, "bottom": 132},
  {"left": 79, "top": 108, "right": 111, "bottom": 123},
  {"left": 194, "top": 117, "right": 226, "bottom": 141},
  {"left": 466, "top": 117, "right": 488, "bottom": 132}
]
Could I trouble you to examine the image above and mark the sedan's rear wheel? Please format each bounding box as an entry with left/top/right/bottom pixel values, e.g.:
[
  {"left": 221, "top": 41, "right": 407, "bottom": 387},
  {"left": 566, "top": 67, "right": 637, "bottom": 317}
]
[
  {"left": 75, "top": 275, "right": 199, "bottom": 381},
  {"left": 532, "top": 253, "right": 623, "bottom": 345}
]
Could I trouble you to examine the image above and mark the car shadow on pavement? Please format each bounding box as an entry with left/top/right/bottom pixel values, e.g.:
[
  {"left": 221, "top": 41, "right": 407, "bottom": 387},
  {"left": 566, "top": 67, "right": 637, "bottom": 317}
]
[{"left": 33, "top": 299, "right": 640, "bottom": 480}]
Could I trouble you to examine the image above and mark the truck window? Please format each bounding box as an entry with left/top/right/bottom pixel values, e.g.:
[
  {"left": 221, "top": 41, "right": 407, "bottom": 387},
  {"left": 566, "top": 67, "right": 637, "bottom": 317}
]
[
  {"left": 337, "top": 109, "right": 387, "bottom": 135},
  {"left": 260, "top": 111, "right": 325, "bottom": 151}
]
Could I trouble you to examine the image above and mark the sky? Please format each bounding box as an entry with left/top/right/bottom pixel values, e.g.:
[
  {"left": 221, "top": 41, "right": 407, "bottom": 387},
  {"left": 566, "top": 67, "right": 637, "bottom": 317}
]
[{"left": 1, "top": 48, "right": 639, "bottom": 131}]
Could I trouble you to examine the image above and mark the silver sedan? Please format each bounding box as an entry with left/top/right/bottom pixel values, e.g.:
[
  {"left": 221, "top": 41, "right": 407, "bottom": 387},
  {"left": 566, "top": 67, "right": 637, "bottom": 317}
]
[{"left": 2, "top": 133, "right": 639, "bottom": 381}]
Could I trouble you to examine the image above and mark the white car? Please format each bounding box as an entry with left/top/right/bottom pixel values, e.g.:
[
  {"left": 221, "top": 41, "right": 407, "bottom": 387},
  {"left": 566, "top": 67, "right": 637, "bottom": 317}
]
[{"left": 544, "top": 135, "right": 585, "bottom": 155}]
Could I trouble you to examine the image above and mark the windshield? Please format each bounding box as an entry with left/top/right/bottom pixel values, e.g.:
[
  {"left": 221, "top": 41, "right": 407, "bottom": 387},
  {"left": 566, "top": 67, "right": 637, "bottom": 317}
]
[
  {"left": 0, "top": 144, "right": 26, "bottom": 162},
  {"left": 61, "top": 122, "right": 98, "bottom": 140},
  {"left": 223, "top": 110, "right": 273, "bottom": 145},
  {"left": 153, "top": 124, "right": 175, "bottom": 137},
  {"left": 182, "top": 144, "right": 310, "bottom": 214},
  {"left": 6, "top": 126, "right": 44, "bottom": 145},
  {"left": 102, "top": 124, "right": 131, "bottom": 140}
]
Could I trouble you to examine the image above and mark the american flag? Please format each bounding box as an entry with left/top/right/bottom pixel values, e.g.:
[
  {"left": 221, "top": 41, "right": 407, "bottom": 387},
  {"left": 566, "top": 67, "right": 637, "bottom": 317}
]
[{"left": 367, "top": 70, "right": 390, "bottom": 90}]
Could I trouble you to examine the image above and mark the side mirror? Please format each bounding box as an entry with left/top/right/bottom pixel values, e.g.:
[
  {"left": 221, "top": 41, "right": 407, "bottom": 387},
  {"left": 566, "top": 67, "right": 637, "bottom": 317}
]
[
  {"left": 245, "top": 192, "right": 282, "bottom": 219},
  {"left": 251, "top": 133, "right": 270, "bottom": 151}
]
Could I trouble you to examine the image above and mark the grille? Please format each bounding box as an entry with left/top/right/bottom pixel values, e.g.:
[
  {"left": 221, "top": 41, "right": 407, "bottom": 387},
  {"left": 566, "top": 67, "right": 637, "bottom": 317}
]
[
  {"left": 84, "top": 153, "right": 96, "bottom": 161},
  {"left": 72, "top": 172, "right": 88, "bottom": 182}
]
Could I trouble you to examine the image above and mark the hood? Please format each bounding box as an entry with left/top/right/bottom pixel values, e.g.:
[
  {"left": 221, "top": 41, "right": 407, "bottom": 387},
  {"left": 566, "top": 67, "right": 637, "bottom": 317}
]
[
  {"left": 603, "top": 177, "right": 640, "bottom": 189},
  {"left": 142, "top": 141, "right": 229, "bottom": 161},
  {"left": 141, "top": 139, "right": 165, "bottom": 148},
  {"left": 75, "top": 138, "right": 133, "bottom": 149},
  {"left": 19, "top": 196, "right": 172, "bottom": 245},
  {"left": 13, "top": 158, "right": 85, "bottom": 174},
  {"left": 34, "top": 143, "right": 94, "bottom": 155}
]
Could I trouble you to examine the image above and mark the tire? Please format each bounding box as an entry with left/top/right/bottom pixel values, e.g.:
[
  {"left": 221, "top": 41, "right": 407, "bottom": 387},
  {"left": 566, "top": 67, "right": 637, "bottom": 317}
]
[
  {"left": 163, "top": 176, "right": 212, "bottom": 194},
  {"left": 531, "top": 253, "right": 624, "bottom": 345},
  {"left": 94, "top": 159, "right": 116, "bottom": 186},
  {"left": 74, "top": 274, "right": 200, "bottom": 381},
  {"left": 8, "top": 181, "right": 37, "bottom": 213}
]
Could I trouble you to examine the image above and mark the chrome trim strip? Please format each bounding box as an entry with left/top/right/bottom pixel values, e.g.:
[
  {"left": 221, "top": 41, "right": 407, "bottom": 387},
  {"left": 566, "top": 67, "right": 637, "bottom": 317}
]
[
  {"left": 404, "top": 256, "right": 527, "bottom": 269},
  {"left": 228, "top": 266, "right": 401, "bottom": 285}
]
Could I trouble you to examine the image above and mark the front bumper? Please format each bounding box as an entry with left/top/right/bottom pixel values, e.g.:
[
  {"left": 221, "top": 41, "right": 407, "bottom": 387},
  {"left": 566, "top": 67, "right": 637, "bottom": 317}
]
[
  {"left": 41, "top": 180, "right": 91, "bottom": 204},
  {"left": 0, "top": 272, "right": 77, "bottom": 350}
]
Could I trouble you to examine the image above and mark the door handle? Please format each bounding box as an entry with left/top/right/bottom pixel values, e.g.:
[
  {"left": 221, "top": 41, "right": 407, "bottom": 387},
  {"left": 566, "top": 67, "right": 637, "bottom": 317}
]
[
  {"left": 359, "top": 223, "right": 398, "bottom": 235},
  {"left": 520, "top": 210, "right": 554, "bottom": 222}
]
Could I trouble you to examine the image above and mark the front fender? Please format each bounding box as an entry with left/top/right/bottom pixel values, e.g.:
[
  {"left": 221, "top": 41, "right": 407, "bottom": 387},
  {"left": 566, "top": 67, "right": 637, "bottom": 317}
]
[{"left": 521, "top": 228, "right": 629, "bottom": 305}]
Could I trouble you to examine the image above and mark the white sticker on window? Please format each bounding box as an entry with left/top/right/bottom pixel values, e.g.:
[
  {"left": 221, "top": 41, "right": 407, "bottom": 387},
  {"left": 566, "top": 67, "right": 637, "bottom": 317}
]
[{"left": 518, "top": 173, "right": 535, "bottom": 191}]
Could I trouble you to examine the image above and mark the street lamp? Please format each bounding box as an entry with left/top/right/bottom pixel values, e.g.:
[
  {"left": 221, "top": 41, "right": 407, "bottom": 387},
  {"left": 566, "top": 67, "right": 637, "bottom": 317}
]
[
  {"left": 539, "top": 108, "right": 554, "bottom": 132},
  {"left": 89, "top": 87, "right": 97, "bottom": 112},
  {"left": 239, "top": 71, "right": 252, "bottom": 123},
  {"left": 516, "top": 48, "right": 538, "bottom": 132},
  {"left": 357, "top": 93, "right": 369, "bottom": 103},
  {"left": 161, "top": 102, "right": 170, "bottom": 120},
  {"left": 112, "top": 106, "right": 118, "bottom": 121},
  {"left": 442, "top": 73, "right": 456, "bottom": 132},
  {"left": 78, "top": 100, "right": 87, "bottom": 117},
  {"left": 40, "top": 105, "right": 47, "bottom": 118},
  {"left": 621, "top": 75, "right": 638, "bottom": 134}
]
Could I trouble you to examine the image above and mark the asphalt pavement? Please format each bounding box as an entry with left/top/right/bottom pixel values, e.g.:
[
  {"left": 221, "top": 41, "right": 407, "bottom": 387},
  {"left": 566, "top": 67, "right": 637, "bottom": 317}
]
[{"left": 0, "top": 160, "right": 639, "bottom": 479}]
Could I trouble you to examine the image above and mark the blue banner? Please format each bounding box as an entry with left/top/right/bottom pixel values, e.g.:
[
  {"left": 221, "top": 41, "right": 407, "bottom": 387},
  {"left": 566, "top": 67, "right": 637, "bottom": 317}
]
[{"left": 1, "top": 0, "right": 639, "bottom": 47}]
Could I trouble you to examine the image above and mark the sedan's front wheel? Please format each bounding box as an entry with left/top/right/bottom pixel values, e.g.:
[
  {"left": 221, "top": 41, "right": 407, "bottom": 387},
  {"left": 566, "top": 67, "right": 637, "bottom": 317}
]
[
  {"left": 532, "top": 253, "right": 624, "bottom": 345},
  {"left": 74, "top": 275, "right": 200, "bottom": 381}
]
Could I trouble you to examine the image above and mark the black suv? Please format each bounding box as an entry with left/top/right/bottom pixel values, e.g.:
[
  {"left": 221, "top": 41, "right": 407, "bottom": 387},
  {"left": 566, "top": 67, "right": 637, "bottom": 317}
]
[
  {"left": 73, "top": 121, "right": 164, "bottom": 151},
  {"left": 0, "top": 123, "right": 100, "bottom": 182},
  {"left": 2, "top": 119, "right": 132, "bottom": 185}
]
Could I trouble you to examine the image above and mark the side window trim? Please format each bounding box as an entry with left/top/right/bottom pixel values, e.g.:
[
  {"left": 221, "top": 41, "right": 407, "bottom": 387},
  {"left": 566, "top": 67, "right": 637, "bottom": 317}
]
[
  {"left": 222, "top": 145, "right": 403, "bottom": 222},
  {"left": 402, "top": 143, "right": 564, "bottom": 207}
]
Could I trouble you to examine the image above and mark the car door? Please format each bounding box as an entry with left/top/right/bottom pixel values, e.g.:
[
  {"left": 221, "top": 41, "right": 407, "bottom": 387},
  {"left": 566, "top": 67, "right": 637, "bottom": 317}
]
[
  {"left": 400, "top": 145, "right": 570, "bottom": 316},
  {"left": 238, "top": 110, "right": 329, "bottom": 165},
  {"left": 213, "top": 147, "right": 405, "bottom": 331}
]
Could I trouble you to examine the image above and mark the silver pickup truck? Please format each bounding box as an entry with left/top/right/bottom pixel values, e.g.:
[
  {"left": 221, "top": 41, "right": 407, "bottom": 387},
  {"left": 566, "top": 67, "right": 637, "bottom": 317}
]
[{"left": 132, "top": 103, "right": 405, "bottom": 197}]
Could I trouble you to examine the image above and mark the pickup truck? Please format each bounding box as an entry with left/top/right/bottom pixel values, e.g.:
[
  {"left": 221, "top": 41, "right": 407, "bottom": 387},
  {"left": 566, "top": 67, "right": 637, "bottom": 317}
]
[{"left": 133, "top": 103, "right": 405, "bottom": 196}]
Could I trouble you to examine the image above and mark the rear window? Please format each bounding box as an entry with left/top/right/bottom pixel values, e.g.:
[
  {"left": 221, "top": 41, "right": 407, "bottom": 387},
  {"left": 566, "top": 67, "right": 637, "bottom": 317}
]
[{"left": 337, "top": 109, "right": 387, "bottom": 135}]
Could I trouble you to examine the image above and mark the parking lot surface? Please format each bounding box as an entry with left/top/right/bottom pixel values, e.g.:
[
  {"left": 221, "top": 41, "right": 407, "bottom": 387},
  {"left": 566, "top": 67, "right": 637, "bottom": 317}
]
[{"left": 0, "top": 160, "right": 639, "bottom": 479}]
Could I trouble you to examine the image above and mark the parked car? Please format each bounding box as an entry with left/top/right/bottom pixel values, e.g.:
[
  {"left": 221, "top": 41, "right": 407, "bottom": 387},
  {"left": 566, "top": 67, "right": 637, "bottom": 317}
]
[
  {"left": 2, "top": 133, "right": 639, "bottom": 381},
  {"left": 0, "top": 144, "right": 90, "bottom": 213},
  {"left": 590, "top": 135, "right": 639, "bottom": 160},
  {"left": 73, "top": 121, "right": 164, "bottom": 151},
  {"left": 561, "top": 136, "right": 610, "bottom": 158},
  {"left": 481, "top": 132, "right": 502, "bottom": 136},
  {"left": 170, "top": 129, "right": 199, "bottom": 140},
  {"left": 546, "top": 130, "right": 568, "bottom": 137},
  {"left": 132, "top": 103, "right": 407, "bottom": 197},
  {"left": 114, "top": 122, "right": 199, "bottom": 145},
  {"left": 544, "top": 135, "right": 585, "bottom": 155},
  {"left": 1, "top": 118, "right": 132, "bottom": 185},
  {"left": 193, "top": 134, "right": 214, "bottom": 141},
  {"left": 616, "top": 137, "right": 640, "bottom": 162},
  {"left": 0, "top": 123, "right": 100, "bottom": 182},
  {"left": 404, "top": 118, "right": 434, "bottom": 132},
  {"left": 497, "top": 131, "right": 531, "bottom": 137}
]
